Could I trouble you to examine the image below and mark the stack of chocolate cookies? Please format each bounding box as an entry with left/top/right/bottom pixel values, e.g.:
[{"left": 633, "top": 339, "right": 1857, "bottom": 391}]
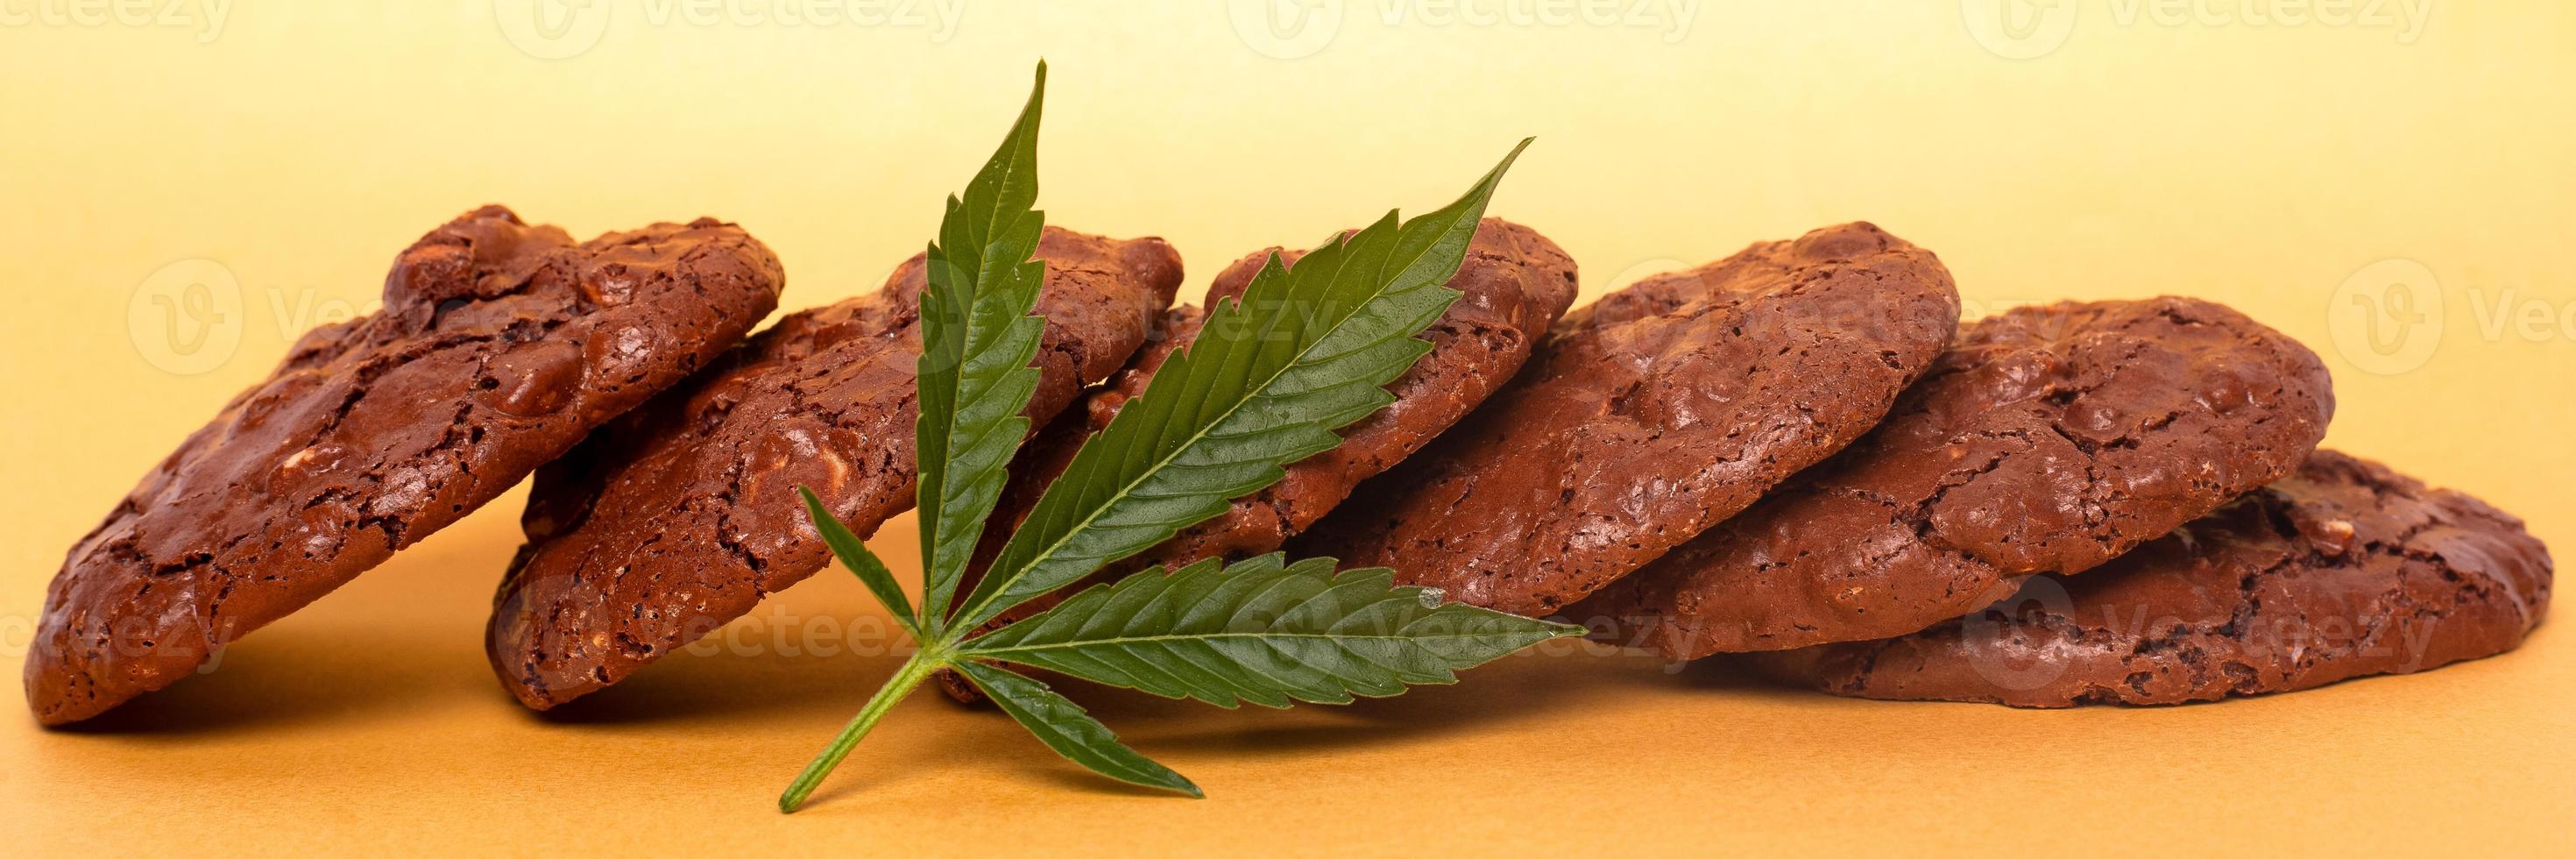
[
  {"left": 1293, "top": 226, "right": 2551, "bottom": 707},
  {"left": 26, "top": 210, "right": 2551, "bottom": 726}
]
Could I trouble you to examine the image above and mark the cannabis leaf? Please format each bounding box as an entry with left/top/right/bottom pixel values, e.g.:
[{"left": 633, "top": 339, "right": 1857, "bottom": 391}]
[
  {"left": 962, "top": 555, "right": 1582, "bottom": 708},
  {"left": 775, "top": 62, "right": 1575, "bottom": 813},
  {"left": 915, "top": 62, "right": 1051, "bottom": 633},
  {"left": 952, "top": 138, "right": 1532, "bottom": 634}
]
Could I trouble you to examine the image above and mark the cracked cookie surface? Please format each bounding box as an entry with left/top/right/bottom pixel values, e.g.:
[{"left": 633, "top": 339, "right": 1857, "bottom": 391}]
[
  {"left": 28, "top": 206, "right": 786, "bottom": 726},
  {"left": 1575, "top": 297, "right": 2335, "bottom": 657},
  {"left": 1293, "top": 222, "right": 1961, "bottom": 615},
  {"left": 486, "top": 226, "right": 1180, "bottom": 710},
  {"left": 1743, "top": 451, "right": 2551, "bottom": 706}
]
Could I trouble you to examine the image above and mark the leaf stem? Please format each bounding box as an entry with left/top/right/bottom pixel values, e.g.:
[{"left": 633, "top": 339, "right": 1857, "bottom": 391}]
[{"left": 778, "top": 647, "right": 945, "bottom": 813}]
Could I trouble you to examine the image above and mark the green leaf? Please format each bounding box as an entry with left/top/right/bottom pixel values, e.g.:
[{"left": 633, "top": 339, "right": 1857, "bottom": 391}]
[
  {"left": 960, "top": 554, "right": 1584, "bottom": 708},
  {"left": 952, "top": 138, "right": 1533, "bottom": 633},
  {"left": 800, "top": 486, "right": 916, "bottom": 636},
  {"left": 952, "top": 658, "right": 1202, "bottom": 798},
  {"left": 916, "top": 61, "right": 1052, "bottom": 632}
]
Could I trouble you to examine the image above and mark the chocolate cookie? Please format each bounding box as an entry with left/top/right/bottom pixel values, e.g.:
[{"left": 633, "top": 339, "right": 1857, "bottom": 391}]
[
  {"left": 1291, "top": 222, "right": 1961, "bottom": 615},
  {"left": 487, "top": 226, "right": 1180, "bottom": 709},
  {"left": 27, "top": 206, "right": 786, "bottom": 726},
  {"left": 1575, "top": 297, "right": 2337, "bottom": 657},
  {"left": 1744, "top": 451, "right": 2552, "bottom": 706}
]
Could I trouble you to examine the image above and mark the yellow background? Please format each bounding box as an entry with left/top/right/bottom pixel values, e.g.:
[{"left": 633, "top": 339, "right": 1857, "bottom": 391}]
[{"left": 4, "top": 2, "right": 2569, "bottom": 854}]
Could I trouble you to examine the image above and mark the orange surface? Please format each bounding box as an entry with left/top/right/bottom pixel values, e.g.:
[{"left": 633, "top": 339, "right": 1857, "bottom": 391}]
[{"left": 4, "top": 4, "right": 2570, "bottom": 855}]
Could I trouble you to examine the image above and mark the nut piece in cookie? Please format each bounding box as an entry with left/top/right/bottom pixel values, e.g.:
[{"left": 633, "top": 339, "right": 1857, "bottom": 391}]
[
  {"left": 1293, "top": 222, "right": 1962, "bottom": 615},
  {"left": 1744, "top": 451, "right": 2551, "bottom": 706},
  {"left": 486, "top": 227, "right": 1181, "bottom": 710},
  {"left": 27, "top": 206, "right": 786, "bottom": 726},
  {"left": 1575, "top": 297, "right": 2336, "bottom": 657}
]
